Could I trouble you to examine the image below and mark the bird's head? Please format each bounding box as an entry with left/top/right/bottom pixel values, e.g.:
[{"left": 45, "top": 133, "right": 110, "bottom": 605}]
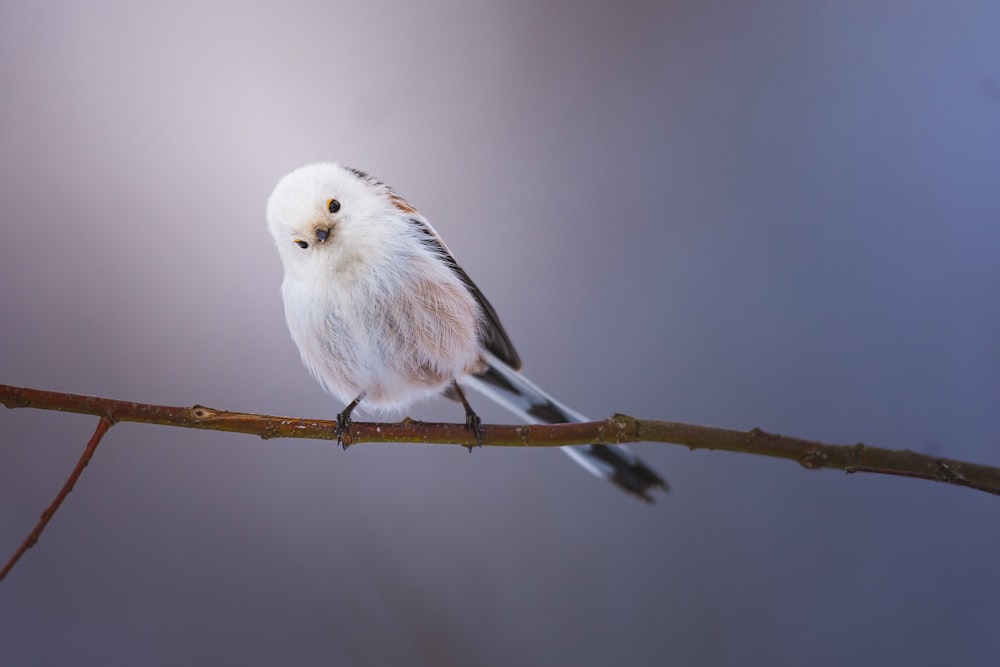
[{"left": 266, "top": 163, "right": 397, "bottom": 277}]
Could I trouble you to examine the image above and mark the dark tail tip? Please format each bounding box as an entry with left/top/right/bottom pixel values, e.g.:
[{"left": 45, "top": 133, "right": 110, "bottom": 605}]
[{"left": 588, "top": 444, "right": 668, "bottom": 503}]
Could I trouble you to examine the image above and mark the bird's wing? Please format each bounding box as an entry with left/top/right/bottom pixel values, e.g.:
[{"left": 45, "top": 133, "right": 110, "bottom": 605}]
[{"left": 401, "top": 213, "right": 522, "bottom": 370}]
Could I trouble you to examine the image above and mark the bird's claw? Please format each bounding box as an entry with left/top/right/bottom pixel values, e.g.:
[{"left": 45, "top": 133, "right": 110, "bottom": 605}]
[
  {"left": 335, "top": 411, "right": 353, "bottom": 450},
  {"left": 464, "top": 412, "right": 483, "bottom": 452}
]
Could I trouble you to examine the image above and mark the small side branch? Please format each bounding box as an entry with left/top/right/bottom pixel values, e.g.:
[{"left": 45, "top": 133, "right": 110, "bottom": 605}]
[{"left": 0, "top": 414, "right": 115, "bottom": 582}]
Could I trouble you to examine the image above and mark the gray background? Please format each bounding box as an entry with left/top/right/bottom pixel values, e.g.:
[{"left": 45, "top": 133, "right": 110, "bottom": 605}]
[{"left": 2, "top": 1, "right": 999, "bottom": 665}]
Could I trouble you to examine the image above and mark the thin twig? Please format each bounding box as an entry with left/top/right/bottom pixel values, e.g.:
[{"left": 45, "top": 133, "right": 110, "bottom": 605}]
[{"left": 0, "top": 414, "right": 115, "bottom": 582}]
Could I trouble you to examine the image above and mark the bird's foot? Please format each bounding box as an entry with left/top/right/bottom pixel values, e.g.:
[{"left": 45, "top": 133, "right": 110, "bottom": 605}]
[
  {"left": 464, "top": 412, "right": 483, "bottom": 452},
  {"left": 335, "top": 394, "right": 364, "bottom": 450},
  {"left": 335, "top": 411, "right": 353, "bottom": 449}
]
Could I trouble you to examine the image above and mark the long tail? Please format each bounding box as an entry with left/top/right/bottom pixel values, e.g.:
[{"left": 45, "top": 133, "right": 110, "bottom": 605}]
[{"left": 461, "top": 351, "right": 667, "bottom": 503}]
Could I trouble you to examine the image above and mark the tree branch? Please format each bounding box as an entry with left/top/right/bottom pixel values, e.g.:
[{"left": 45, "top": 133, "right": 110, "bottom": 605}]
[
  {"left": 3, "top": 383, "right": 998, "bottom": 496},
  {"left": 4, "top": 381, "right": 999, "bottom": 583}
]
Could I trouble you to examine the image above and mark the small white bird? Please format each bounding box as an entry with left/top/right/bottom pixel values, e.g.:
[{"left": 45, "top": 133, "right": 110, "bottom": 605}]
[{"left": 266, "top": 163, "right": 666, "bottom": 502}]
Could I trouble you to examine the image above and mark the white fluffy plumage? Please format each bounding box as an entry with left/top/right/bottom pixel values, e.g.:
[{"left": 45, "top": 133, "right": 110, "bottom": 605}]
[{"left": 267, "top": 163, "right": 482, "bottom": 411}]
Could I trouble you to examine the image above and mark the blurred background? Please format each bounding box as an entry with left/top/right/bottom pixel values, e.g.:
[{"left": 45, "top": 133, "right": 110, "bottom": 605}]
[{"left": 2, "top": 1, "right": 999, "bottom": 665}]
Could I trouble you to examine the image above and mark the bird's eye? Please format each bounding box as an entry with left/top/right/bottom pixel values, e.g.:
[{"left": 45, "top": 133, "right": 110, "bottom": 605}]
[
  {"left": 316, "top": 228, "right": 330, "bottom": 243},
  {"left": 295, "top": 239, "right": 309, "bottom": 249},
  {"left": 327, "top": 199, "right": 341, "bottom": 214}
]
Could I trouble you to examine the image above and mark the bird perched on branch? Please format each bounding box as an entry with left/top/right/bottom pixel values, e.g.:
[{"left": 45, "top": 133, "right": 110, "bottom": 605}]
[{"left": 266, "top": 163, "right": 666, "bottom": 502}]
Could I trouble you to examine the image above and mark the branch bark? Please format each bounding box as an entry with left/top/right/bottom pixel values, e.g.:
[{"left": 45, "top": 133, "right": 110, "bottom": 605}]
[{"left": 3, "top": 383, "right": 998, "bottom": 496}]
